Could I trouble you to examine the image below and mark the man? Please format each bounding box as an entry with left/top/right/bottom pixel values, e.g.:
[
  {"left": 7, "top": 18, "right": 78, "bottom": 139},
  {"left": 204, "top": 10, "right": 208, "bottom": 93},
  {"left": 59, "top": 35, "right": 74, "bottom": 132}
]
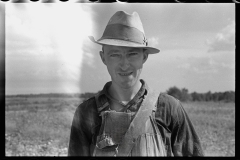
[{"left": 68, "top": 11, "right": 204, "bottom": 156}]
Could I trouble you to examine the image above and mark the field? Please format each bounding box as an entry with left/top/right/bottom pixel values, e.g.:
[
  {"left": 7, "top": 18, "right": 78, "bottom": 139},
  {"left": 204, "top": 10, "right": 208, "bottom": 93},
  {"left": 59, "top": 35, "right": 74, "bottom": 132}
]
[
  {"left": 5, "top": 95, "right": 235, "bottom": 156},
  {"left": 183, "top": 101, "right": 235, "bottom": 156}
]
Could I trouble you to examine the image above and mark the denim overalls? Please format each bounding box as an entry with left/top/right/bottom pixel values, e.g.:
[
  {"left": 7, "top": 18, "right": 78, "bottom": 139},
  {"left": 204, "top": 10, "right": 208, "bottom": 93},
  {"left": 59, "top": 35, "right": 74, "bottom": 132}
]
[{"left": 92, "top": 89, "right": 167, "bottom": 156}]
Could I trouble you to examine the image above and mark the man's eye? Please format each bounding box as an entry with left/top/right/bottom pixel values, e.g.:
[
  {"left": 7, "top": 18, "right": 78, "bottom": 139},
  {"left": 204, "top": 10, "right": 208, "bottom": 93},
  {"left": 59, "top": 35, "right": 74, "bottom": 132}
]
[
  {"left": 110, "top": 54, "right": 120, "bottom": 57},
  {"left": 129, "top": 52, "right": 138, "bottom": 56}
]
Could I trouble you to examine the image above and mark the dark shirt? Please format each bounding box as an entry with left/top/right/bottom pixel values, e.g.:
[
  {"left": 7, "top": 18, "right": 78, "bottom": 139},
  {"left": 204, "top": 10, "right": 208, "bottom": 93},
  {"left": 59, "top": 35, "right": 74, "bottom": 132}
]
[
  {"left": 96, "top": 79, "right": 146, "bottom": 117},
  {"left": 68, "top": 79, "right": 204, "bottom": 156}
]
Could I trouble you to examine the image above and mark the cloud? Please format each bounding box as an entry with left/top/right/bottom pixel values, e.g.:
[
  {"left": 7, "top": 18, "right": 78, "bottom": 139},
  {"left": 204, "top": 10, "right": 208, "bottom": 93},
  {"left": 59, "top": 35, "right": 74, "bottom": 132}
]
[
  {"left": 178, "top": 56, "right": 234, "bottom": 74},
  {"left": 178, "top": 63, "right": 191, "bottom": 70},
  {"left": 83, "top": 51, "right": 95, "bottom": 66},
  {"left": 219, "top": 62, "right": 235, "bottom": 70},
  {"left": 81, "top": 38, "right": 96, "bottom": 67},
  {"left": 207, "top": 20, "right": 235, "bottom": 52},
  {"left": 6, "top": 4, "right": 94, "bottom": 94},
  {"left": 147, "top": 37, "right": 159, "bottom": 48}
]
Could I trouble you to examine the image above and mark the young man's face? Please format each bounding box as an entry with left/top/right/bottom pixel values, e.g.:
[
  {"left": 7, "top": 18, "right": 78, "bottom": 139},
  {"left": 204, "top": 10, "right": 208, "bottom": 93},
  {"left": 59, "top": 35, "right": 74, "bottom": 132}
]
[{"left": 100, "top": 45, "right": 148, "bottom": 89}]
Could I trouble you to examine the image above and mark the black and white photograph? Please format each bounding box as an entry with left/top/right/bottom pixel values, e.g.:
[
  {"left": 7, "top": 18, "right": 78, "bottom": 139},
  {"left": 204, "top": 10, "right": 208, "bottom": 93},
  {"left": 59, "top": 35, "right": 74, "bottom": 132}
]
[{"left": 5, "top": 2, "right": 235, "bottom": 156}]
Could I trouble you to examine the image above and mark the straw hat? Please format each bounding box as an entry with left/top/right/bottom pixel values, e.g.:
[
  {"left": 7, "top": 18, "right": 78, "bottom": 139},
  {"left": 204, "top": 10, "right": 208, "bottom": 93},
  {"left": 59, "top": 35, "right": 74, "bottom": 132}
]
[{"left": 89, "top": 11, "right": 160, "bottom": 54}]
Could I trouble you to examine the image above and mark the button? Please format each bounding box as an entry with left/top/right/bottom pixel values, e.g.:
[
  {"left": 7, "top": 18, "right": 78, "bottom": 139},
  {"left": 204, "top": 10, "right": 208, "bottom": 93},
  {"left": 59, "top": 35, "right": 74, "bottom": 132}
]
[{"left": 132, "top": 138, "right": 136, "bottom": 143}]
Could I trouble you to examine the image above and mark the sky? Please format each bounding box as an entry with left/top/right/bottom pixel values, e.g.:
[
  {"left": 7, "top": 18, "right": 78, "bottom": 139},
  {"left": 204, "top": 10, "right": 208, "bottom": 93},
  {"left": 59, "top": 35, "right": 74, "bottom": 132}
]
[{"left": 5, "top": 3, "right": 235, "bottom": 95}]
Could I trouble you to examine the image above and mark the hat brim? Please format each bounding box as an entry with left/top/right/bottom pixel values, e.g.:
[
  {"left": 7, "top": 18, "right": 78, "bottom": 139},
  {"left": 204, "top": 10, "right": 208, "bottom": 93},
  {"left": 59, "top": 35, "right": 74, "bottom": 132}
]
[{"left": 89, "top": 36, "right": 160, "bottom": 54}]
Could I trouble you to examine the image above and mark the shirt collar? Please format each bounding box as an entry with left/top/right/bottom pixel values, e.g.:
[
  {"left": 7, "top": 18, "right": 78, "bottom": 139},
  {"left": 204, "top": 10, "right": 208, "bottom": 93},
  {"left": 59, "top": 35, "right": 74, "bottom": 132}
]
[{"left": 95, "top": 79, "right": 149, "bottom": 112}]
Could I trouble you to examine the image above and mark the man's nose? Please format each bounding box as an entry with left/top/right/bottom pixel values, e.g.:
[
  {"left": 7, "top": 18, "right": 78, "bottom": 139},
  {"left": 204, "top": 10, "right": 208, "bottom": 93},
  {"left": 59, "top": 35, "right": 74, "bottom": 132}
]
[{"left": 119, "top": 56, "right": 130, "bottom": 71}]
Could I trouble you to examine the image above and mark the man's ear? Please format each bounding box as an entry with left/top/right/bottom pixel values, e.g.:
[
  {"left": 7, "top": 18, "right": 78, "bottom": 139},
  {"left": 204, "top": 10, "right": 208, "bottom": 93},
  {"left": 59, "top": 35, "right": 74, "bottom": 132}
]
[
  {"left": 143, "top": 49, "right": 149, "bottom": 64},
  {"left": 99, "top": 50, "right": 106, "bottom": 65}
]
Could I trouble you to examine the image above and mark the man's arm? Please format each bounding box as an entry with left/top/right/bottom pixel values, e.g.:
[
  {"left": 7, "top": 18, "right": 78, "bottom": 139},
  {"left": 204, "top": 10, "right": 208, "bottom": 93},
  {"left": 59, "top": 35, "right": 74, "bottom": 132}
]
[
  {"left": 155, "top": 93, "right": 204, "bottom": 156},
  {"left": 170, "top": 99, "right": 204, "bottom": 156},
  {"left": 68, "top": 103, "right": 91, "bottom": 156}
]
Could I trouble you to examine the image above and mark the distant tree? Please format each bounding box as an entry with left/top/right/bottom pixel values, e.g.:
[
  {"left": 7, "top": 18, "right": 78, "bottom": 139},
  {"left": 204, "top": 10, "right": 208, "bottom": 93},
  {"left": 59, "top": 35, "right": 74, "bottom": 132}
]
[
  {"left": 199, "top": 93, "right": 206, "bottom": 101},
  {"left": 212, "top": 92, "right": 219, "bottom": 102},
  {"left": 205, "top": 91, "right": 212, "bottom": 101},
  {"left": 166, "top": 86, "right": 191, "bottom": 102},
  {"left": 166, "top": 86, "right": 182, "bottom": 101},
  {"left": 168, "top": 87, "right": 235, "bottom": 103},
  {"left": 223, "top": 91, "right": 235, "bottom": 102},
  {"left": 218, "top": 92, "right": 224, "bottom": 101},
  {"left": 230, "top": 91, "right": 235, "bottom": 102},
  {"left": 191, "top": 92, "right": 200, "bottom": 101},
  {"left": 181, "top": 88, "right": 192, "bottom": 102}
]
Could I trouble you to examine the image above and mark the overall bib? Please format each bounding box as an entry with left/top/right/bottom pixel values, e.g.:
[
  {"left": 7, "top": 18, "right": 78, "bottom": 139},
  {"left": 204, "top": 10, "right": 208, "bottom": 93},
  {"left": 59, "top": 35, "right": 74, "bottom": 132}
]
[{"left": 92, "top": 90, "right": 167, "bottom": 156}]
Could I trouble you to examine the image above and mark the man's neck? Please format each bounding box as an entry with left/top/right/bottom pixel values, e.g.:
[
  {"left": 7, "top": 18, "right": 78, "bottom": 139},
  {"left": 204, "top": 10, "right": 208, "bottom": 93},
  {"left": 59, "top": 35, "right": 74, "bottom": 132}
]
[{"left": 108, "top": 80, "right": 142, "bottom": 102}]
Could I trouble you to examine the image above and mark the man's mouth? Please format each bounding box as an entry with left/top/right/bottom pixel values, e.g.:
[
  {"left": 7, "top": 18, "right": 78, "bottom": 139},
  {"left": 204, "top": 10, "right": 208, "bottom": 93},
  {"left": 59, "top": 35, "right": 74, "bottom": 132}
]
[{"left": 119, "top": 72, "right": 133, "bottom": 76}]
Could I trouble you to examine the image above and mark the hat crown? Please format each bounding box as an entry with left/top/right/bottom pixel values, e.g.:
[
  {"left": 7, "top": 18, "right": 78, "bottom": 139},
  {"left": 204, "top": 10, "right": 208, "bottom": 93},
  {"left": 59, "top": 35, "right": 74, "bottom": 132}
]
[
  {"left": 88, "top": 11, "right": 160, "bottom": 54},
  {"left": 108, "top": 11, "right": 145, "bottom": 33}
]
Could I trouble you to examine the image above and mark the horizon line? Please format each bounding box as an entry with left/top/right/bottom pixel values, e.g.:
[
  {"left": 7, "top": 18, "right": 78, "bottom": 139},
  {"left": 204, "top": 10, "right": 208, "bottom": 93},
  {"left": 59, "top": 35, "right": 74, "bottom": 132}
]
[{"left": 5, "top": 89, "right": 235, "bottom": 97}]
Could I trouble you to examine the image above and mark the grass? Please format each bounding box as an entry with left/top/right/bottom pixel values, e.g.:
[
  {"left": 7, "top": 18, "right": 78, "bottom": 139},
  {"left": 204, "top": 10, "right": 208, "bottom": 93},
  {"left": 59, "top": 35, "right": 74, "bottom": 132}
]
[
  {"left": 5, "top": 96, "right": 80, "bottom": 156},
  {"left": 182, "top": 101, "right": 235, "bottom": 156},
  {"left": 5, "top": 95, "right": 235, "bottom": 156}
]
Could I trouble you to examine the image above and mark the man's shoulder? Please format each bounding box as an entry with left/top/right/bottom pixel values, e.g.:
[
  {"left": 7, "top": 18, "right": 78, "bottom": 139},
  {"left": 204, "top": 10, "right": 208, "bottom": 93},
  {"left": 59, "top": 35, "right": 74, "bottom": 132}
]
[
  {"left": 73, "top": 94, "right": 101, "bottom": 130},
  {"left": 81, "top": 96, "right": 97, "bottom": 106},
  {"left": 157, "top": 92, "right": 181, "bottom": 109},
  {"left": 159, "top": 93, "right": 179, "bottom": 103},
  {"left": 155, "top": 92, "right": 183, "bottom": 125},
  {"left": 76, "top": 94, "right": 98, "bottom": 113}
]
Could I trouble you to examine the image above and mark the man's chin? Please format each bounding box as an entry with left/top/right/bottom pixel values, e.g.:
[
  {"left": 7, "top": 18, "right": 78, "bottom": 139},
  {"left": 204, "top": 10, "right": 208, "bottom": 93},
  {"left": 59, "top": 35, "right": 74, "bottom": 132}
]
[{"left": 119, "top": 79, "right": 138, "bottom": 89}]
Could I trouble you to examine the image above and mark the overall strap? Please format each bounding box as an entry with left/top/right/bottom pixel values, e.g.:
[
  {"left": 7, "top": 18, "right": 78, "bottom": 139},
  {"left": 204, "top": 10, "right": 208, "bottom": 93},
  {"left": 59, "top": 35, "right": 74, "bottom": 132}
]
[{"left": 116, "top": 89, "right": 159, "bottom": 156}]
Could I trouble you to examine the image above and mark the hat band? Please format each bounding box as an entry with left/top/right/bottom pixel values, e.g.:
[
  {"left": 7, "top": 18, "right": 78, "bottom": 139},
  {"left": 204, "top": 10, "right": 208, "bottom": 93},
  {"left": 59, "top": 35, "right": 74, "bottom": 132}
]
[{"left": 98, "top": 24, "right": 148, "bottom": 46}]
